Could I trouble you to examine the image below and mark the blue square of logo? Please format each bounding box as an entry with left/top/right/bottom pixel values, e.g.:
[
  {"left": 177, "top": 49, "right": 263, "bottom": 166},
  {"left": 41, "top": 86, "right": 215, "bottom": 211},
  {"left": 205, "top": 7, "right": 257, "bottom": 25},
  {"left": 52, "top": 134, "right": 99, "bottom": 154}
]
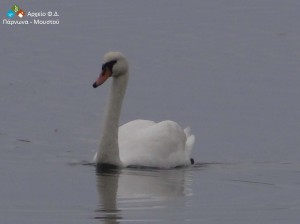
[{"left": 7, "top": 9, "right": 15, "bottom": 18}]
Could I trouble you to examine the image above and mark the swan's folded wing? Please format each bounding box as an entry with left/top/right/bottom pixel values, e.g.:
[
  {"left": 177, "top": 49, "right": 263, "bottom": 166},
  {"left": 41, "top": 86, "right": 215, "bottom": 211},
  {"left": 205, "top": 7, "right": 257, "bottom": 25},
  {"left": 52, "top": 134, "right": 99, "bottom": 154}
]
[
  {"left": 119, "top": 119, "right": 156, "bottom": 135},
  {"left": 119, "top": 120, "right": 190, "bottom": 168}
]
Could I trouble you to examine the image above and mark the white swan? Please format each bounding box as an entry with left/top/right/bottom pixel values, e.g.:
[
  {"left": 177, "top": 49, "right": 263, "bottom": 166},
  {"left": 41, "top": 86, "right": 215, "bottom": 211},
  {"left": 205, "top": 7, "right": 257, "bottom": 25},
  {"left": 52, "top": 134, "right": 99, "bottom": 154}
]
[{"left": 92, "top": 52, "right": 195, "bottom": 169}]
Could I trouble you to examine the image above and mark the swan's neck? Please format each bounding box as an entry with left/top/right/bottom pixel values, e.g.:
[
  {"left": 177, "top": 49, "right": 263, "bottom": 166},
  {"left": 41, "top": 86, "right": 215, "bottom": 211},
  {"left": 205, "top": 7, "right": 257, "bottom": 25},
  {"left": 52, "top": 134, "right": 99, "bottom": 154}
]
[{"left": 97, "top": 73, "right": 128, "bottom": 166}]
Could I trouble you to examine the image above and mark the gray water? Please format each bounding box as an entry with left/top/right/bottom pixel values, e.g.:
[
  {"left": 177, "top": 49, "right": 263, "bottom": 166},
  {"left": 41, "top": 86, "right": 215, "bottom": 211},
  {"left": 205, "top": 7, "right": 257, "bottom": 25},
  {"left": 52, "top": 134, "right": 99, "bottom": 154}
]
[{"left": 1, "top": 0, "right": 300, "bottom": 223}]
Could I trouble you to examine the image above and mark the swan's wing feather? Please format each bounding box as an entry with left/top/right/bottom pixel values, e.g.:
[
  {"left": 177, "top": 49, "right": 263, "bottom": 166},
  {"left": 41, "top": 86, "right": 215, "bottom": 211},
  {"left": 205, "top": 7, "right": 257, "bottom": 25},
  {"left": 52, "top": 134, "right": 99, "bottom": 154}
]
[
  {"left": 184, "top": 126, "right": 195, "bottom": 154},
  {"left": 119, "top": 120, "right": 192, "bottom": 168},
  {"left": 119, "top": 119, "right": 155, "bottom": 135}
]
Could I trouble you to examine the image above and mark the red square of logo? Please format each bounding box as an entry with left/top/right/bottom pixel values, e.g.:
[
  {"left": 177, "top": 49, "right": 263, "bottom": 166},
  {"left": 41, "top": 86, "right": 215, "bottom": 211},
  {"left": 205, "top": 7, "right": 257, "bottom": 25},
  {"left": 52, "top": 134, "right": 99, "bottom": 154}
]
[{"left": 17, "top": 9, "right": 25, "bottom": 18}]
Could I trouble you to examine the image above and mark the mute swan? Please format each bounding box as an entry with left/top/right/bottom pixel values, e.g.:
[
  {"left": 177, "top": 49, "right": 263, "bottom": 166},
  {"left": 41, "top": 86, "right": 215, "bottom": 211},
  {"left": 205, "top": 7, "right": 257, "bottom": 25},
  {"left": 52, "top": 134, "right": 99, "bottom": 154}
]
[{"left": 92, "top": 52, "right": 195, "bottom": 169}]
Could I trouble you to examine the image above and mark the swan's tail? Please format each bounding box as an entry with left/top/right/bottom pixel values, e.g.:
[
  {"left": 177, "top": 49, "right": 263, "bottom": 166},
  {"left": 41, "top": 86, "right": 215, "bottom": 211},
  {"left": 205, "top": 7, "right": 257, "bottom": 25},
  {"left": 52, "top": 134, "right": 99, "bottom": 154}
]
[{"left": 184, "top": 127, "right": 195, "bottom": 160}]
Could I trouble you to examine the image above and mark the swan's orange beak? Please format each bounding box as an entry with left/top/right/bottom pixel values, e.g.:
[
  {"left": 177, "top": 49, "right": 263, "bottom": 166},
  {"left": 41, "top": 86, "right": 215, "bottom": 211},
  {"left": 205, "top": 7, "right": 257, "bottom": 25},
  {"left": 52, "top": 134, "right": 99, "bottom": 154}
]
[{"left": 93, "top": 68, "right": 112, "bottom": 88}]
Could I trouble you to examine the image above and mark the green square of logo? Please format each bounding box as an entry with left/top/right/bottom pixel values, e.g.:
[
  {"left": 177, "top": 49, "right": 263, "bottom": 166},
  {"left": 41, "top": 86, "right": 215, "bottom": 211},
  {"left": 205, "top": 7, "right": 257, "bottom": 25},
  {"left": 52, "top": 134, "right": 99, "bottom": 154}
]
[{"left": 11, "top": 4, "right": 20, "bottom": 13}]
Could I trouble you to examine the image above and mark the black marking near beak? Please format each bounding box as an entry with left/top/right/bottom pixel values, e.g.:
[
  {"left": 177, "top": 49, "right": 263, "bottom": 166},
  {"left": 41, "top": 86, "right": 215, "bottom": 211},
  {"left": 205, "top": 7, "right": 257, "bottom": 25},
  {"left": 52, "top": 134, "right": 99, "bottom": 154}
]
[{"left": 102, "top": 60, "right": 117, "bottom": 72}]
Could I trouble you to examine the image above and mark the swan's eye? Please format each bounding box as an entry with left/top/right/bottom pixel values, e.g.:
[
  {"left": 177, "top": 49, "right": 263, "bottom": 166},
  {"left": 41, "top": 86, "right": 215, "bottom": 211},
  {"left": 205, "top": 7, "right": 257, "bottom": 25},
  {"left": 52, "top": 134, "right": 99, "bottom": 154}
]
[{"left": 102, "top": 60, "right": 117, "bottom": 71}]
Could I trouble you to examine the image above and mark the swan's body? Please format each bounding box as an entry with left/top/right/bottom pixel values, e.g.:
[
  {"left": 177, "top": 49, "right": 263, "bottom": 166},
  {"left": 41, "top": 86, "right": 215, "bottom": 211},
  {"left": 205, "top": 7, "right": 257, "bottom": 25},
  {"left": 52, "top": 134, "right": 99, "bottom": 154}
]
[{"left": 93, "top": 52, "right": 195, "bottom": 169}]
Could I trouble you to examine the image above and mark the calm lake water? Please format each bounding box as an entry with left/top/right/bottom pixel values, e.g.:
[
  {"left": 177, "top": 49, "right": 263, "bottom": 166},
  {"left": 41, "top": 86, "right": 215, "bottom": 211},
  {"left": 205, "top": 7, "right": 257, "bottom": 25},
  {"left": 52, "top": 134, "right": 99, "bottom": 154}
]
[{"left": 1, "top": 0, "right": 300, "bottom": 223}]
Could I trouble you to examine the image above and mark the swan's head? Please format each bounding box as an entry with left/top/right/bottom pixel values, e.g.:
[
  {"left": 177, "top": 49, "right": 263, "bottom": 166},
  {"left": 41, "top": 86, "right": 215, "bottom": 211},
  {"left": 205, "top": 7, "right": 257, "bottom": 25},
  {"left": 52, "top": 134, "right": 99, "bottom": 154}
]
[{"left": 93, "top": 51, "right": 128, "bottom": 88}]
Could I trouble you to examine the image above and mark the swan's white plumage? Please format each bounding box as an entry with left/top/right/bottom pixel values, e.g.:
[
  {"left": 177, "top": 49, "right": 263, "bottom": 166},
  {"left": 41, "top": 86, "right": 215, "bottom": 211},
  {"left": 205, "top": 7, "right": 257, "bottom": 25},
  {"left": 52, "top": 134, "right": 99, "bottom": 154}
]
[
  {"left": 118, "top": 120, "right": 194, "bottom": 168},
  {"left": 93, "top": 52, "right": 195, "bottom": 168}
]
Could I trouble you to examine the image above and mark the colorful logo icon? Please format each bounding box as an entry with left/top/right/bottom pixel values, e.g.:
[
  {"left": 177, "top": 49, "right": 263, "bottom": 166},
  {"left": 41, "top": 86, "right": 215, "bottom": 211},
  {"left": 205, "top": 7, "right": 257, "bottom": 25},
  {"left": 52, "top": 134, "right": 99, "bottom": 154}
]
[{"left": 6, "top": 4, "right": 25, "bottom": 19}]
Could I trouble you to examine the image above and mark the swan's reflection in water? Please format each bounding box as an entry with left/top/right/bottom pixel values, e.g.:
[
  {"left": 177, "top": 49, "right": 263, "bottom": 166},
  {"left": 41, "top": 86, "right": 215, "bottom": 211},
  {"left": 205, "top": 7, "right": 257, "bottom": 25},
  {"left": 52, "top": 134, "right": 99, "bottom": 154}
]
[{"left": 95, "top": 166, "right": 193, "bottom": 223}]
